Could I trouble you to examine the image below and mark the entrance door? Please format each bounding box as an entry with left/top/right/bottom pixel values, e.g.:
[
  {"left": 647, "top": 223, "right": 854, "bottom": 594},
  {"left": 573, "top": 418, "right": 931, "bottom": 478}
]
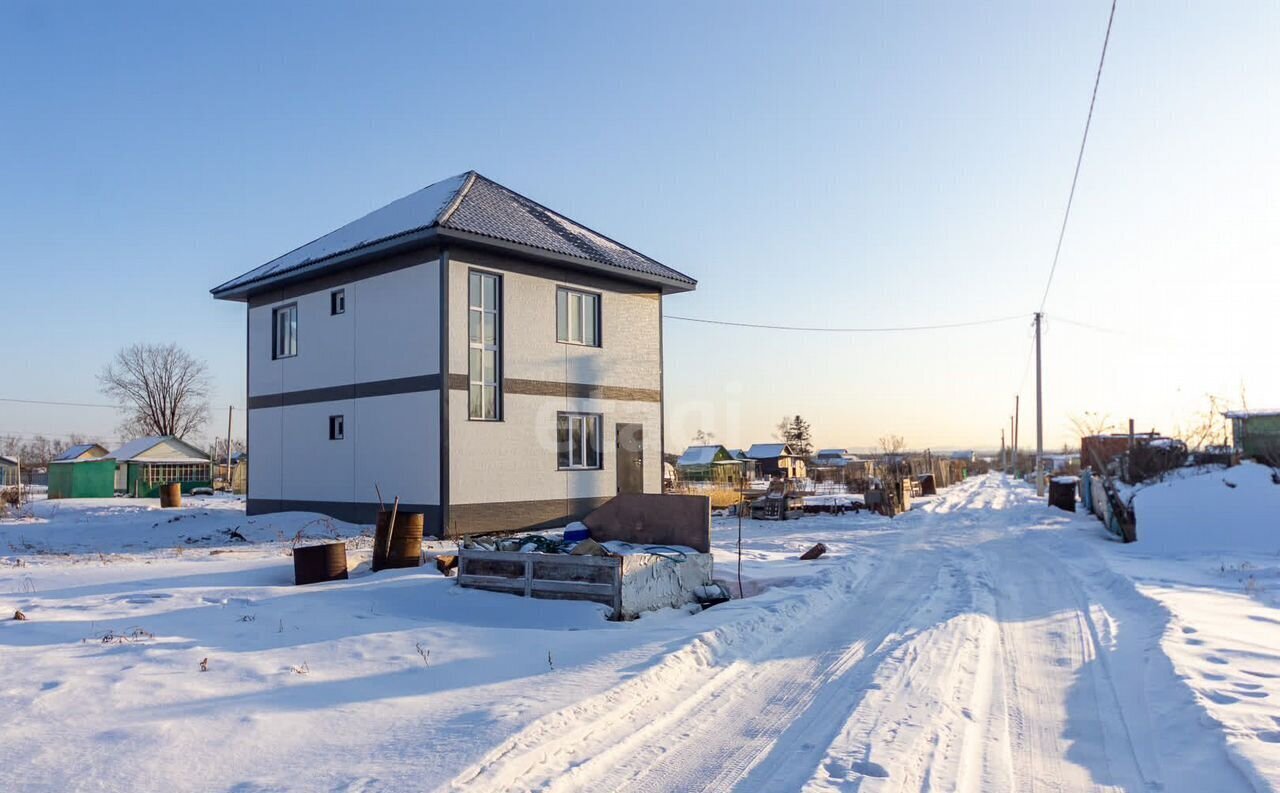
[{"left": 616, "top": 423, "right": 644, "bottom": 494}]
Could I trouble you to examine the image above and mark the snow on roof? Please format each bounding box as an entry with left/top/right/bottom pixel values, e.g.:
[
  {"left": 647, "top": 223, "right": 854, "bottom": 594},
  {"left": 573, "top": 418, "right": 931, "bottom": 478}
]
[
  {"left": 52, "top": 443, "right": 106, "bottom": 462},
  {"left": 677, "top": 445, "right": 727, "bottom": 465},
  {"left": 108, "top": 436, "right": 208, "bottom": 463},
  {"left": 815, "top": 448, "right": 848, "bottom": 457},
  {"left": 0, "top": 455, "right": 17, "bottom": 466},
  {"left": 212, "top": 172, "right": 696, "bottom": 298},
  {"left": 1224, "top": 409, "right": 1280, "bottom": 419},
  {"left": 746, "top": 443, "right": 792, "bottom": 459}
]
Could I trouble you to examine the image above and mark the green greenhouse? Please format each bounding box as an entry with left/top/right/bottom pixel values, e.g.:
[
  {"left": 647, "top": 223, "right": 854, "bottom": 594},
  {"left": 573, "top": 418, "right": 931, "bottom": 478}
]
[
  {"left": 46, "top": 443, "right": 113, "bottom": 499},
  {"left": 47, "top": 459, "right": 116, "bottom": 498}
]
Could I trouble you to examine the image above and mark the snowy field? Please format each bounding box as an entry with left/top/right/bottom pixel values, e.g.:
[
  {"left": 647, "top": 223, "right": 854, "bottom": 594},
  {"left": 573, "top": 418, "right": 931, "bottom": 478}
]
[{"left": 2, "top": 474, "right": 1278, "bottom": 792}]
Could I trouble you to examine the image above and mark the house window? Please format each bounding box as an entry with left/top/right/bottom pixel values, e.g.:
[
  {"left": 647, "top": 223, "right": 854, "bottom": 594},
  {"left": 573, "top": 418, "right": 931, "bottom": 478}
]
[
  {"left": 272, "top": 304, "right": 297, "bottom": 359},
  {"left": 142, "top": 463, "right": 211, "bottom": 486},
  {"left": 468, "top": 270, "right": 501, "bottom": 420},
  {"left": 556, "top": 288, "right": 600, "bottom": 346},
  {"left": 557, "top": 412, "right": 602, "bottom": 470},
  {"left": 330, "top": 289, "right": 345, "bottom": 315},
  {"left": 329, "top": 415, "right": 344, "bottom": 440}
]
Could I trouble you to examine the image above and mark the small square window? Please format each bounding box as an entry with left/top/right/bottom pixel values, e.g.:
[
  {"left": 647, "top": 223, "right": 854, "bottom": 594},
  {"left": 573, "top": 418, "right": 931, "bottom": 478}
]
[
  {"left": 329, "top": 415, "right": 344, "bottom": 440},
  {"left": 557, "top": 412, "right": 602, "bottom": 469},
  {"left": 330, "top": 289, "right": 345, "bottom": 315},
  {"left": 556, "top": 287, "right": 600, "bottom": 346}
]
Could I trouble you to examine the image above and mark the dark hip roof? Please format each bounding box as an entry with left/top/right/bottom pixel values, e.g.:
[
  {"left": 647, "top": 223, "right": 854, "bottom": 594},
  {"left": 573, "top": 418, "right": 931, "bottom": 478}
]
[{"left": 211, "top": 171, "right": 696, "bottom": 299}]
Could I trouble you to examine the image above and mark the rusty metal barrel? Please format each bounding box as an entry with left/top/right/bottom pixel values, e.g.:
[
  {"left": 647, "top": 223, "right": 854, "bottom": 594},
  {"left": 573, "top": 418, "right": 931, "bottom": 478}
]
[
  {"left": 294, "top": 542, "right": 349, "bottom": 585},
  {"left": 1048, "top": 478, "right": 1077, "bottom": 512},
  {"left": 159, "top": 482, "right": 182, "bottom": 508},
  {"left": 372, "top": 510, "right": 424, "bottom": 572}
]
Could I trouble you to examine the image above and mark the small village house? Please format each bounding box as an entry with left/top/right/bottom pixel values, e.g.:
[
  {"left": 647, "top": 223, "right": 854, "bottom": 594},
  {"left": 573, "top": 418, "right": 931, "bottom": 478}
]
[
  {"left": 1225, "top": 410, "right": 1280, "bottom": 463},
  {"left": 746, "top": 443, "right": 807, "bottom": 479},
  {"left": 811, "top": 448, "right": 872, "bottom": 485},
  {"left": 211, "top": 171, "right": 696, "bottom": 534},
  {"left": 0, "top": 455, "right": 18, "bottom": 487},
  {"left": 726, "top": 449, "right": 761, "bottom": 481},
  {"left": 108, "top": 436, "right": 213, "bottom": 497},
  {"left": 47, "top": 443, "right": 114, "bottom": 499},
  {"left": 675, "top": 445, "right": 734, "bottom": 482}
]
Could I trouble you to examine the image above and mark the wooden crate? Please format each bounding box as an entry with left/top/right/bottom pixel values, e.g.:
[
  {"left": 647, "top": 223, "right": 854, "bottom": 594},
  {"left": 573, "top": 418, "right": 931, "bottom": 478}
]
[{"left": 458, "top": 549, "right": 621, "bottom": 615}]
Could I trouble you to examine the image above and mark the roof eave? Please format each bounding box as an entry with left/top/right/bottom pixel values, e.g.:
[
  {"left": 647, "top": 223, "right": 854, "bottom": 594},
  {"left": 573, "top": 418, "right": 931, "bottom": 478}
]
[
  {"left": 210, "top": 228, "right": 444, "bottom": 302},
  {"left": 436, "top": 228, "right": 697, "bottom": 295}
]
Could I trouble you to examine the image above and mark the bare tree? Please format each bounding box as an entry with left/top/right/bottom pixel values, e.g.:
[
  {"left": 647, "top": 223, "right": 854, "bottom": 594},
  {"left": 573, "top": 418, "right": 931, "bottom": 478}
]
[
  {"left": 1068, "top": 411, "right": 1114, "bottom": 440},
  {"left": 691, "top": 428, "right": 716, "bottom": 445},
  {"left": 1175, "top": 395, "right": 1230, "bottom": 452},
  {"left": 878, "top": 434, "right": 906, "bottom": 458},
  {"left": 99, "top": 343, "right": 211, "bottom": 439}
]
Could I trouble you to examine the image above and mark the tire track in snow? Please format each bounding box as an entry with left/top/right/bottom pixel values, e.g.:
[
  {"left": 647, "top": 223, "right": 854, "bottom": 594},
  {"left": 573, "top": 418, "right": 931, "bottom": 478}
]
[{"left": 444, "top": 481, "right": 994, "bottom": 793}]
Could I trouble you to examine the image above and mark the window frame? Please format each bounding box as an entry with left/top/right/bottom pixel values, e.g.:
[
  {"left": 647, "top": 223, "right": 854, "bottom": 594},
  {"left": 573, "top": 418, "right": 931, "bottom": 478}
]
[
  {"left": 330, "top": 289, "right": 345, "bottom": 316},
  {"left": 556, "top": 412, "right": 603, "bottom": 470},
  {"left": 467, "top": 269, "right": 503, "bottom": 421},
  {"left": 271, "top": 303, "right": 298, "bottom": 360},
  {"left": 328, "top": 414, "right": 344, "bottom": 441},
  {"left": 555, "top": 286, "right": 602, "bottom": 347}
]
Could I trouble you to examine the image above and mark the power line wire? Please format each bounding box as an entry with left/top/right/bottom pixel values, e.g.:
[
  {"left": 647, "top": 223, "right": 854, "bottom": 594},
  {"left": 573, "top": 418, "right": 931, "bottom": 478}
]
[
  {"left": 665, "top": 313, "right": 1028, "bottom": 333},
  {"left": 0, "top": 397, "right": 117, "bottom": 409},
  {"left": 1038, "top": 0, "right": 1118, "bottom": 312}
]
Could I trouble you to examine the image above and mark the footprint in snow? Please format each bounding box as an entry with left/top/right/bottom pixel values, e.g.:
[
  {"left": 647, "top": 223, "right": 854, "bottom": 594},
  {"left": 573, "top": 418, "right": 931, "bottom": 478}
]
[
  {"left": 1234, "top": 689, "right": 1269, "bottom": 699},
  {"left": 1182, "top": 626, "right": 1198, "bottom": 634},
  {"left": 1257, "top": 731, "right": 1280, "bottom": 744},
  {"left": 1206, "top": 655, "right": 1230, "bottom": 665},
  {"left": 1205, "top": 691, "right": 1240, "bottom": 705},
  {"left": 851, "top": 761, "right": 891, "bottom": 778}
]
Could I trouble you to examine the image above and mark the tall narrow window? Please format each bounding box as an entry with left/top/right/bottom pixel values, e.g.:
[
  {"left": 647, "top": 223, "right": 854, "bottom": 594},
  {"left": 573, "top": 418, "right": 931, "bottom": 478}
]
[
  {"left": 468, "top": 270, "right": 501, "bottom": 420},
  {"left": 272, "top": 304, "right": 297, "bottom": 359},
  {"left": 329, "top": 415, "right": 344, "bottom": 440},
  {"left": 330, "top": 289, "right": 345, "bottom": 315},
  {"left": 556, "top": 287, "right": 600, "bottom": 346},
  {"left": 557, "top": 412, "right": 602, "bottom": 469}
]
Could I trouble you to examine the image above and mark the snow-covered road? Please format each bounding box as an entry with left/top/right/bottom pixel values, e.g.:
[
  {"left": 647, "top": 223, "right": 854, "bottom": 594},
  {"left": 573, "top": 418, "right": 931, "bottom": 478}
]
[
  {"left": 453, "top": 476, "right": 1255, "bottom": 792},
  {"left": 3, "top": 476, "right": 1274, "bottom": 792}
]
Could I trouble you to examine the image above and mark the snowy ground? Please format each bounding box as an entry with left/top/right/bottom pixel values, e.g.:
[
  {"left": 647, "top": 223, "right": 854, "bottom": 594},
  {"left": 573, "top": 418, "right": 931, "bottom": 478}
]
[{"left": 2, "top": 476, "right": 1277, "bottom": 792}]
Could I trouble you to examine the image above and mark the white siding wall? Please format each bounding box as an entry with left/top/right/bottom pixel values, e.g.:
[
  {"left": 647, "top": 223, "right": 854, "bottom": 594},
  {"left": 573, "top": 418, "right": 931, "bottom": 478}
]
[
  {"left": 448, "top": 391, "right": 660, "bottom": 504},
  {"left": 247, "top": 259, "right": 440, "bottom": 508},
  {"left": 446, "top": 251, "right": 663, "bottom": 506},
  {"left": 446, "top": 253, "right": 661, "bottom": 391},
  {"left": 249, "top": 260, "right": 440, "bottom": 395}
]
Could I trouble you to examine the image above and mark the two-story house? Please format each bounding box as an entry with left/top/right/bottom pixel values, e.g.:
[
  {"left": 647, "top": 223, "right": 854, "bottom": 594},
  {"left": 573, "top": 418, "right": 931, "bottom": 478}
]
[{"left": 212, "top": 171, "right": 696, "bottom": 536}]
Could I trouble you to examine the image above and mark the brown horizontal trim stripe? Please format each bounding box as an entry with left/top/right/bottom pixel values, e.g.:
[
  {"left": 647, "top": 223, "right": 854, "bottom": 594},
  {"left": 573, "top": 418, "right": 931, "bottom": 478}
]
[
  {"left": 448, "top": 496, "right": 610, "bottom": 537},
  {"left": 249, "top": 374, "right": 440, "bottom": 409},
  {"left": 249, "top": 499, "right": 441, "bottom": 529},
  {"left": 446, "top": 374, "right": 659, "bottom": 403}
]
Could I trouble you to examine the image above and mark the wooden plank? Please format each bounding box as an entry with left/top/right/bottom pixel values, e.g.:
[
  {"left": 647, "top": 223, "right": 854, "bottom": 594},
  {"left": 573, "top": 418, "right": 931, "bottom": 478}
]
[
  {"left": 458, "top": 575, "right": 528, "bottom": 591},
  {"left": 530, "top": 580, "right": 616, "bottom": 597},
  {"left": 459, "top": 549, "right": 620, "bottom": 568}
]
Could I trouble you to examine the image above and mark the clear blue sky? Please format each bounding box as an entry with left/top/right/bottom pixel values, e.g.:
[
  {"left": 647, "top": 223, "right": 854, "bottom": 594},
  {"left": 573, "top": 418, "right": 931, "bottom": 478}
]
[{"left": 3, "top": 1, "right": 1277, "bottom": 452}]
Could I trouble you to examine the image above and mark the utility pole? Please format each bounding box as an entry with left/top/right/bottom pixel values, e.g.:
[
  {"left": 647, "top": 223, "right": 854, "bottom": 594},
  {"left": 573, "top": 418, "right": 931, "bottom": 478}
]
[
  {"left": 1034, "top": 312, "right": 1045, "bottom": 497},
  {"left": 1000, "top": 428, "right": 1006, "bottom": 474},
  {"left": 1009, "top": 415, "right": 1015, "bottom": 474},
  {"left": 225, "top": 405, "right": 234, "bottom": 486},
  {"left": 1013, "top": 396, "right": 1021, "bottom": 478}
]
